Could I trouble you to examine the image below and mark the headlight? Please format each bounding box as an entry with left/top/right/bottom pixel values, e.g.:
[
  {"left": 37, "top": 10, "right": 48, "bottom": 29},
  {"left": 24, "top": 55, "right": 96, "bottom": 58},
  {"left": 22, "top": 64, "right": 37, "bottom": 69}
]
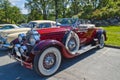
[
  {"left": 30, "top": 35, "right": 40, "bottom": 45},
  {"left": 29, "top": 34, "right": 40, "bottom": 46},
  {"left": 29, "top": 36, "right": 36, "bottom": 46},
  {"left": 18, "top": 33, "right": 26, "bottom": 42},
  {"left": 20, "top": 46, "right": 27, "bottom": 54}
]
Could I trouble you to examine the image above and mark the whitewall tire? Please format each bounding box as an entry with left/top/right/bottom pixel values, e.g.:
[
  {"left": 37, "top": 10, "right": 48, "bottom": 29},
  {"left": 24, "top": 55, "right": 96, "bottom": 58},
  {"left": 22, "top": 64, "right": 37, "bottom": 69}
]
[
  {"left": 65, "top": 31, "right": 80, "bottom": 55},
  {"left": 34, "top": 47, "right": 61, "bottom": 76}
]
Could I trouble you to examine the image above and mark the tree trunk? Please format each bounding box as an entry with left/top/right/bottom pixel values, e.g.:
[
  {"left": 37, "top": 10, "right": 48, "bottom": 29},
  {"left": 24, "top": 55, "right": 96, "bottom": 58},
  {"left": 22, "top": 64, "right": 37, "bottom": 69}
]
[{"left": 55, "top": 0, "right": 58, "bottom": 20}]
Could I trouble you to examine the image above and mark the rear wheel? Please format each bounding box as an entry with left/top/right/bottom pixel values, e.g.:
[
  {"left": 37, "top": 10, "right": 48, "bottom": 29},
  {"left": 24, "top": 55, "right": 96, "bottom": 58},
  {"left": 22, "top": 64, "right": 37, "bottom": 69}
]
[
  {"left": 34, "top": 47, "right": 61, "bottom": 76},
  {"left": 98, "top": 34, "right": 105, "bottom": 49}
]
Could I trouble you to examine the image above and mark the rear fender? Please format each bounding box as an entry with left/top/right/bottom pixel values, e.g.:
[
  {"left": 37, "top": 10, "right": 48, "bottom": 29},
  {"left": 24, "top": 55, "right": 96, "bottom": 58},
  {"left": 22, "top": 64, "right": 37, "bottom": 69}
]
[
  {"left": 32, "top": 39, "right": 76, "bottom": 58},
  {"left": 96, "top": 30, "right": 107, "bottom": 41}
]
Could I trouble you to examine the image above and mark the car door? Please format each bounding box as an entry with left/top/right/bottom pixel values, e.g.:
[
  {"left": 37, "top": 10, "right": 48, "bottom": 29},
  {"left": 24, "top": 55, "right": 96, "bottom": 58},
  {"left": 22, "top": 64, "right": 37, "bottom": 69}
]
[{"left": 75, "top": 25, "right": 95, "bottom": 45}]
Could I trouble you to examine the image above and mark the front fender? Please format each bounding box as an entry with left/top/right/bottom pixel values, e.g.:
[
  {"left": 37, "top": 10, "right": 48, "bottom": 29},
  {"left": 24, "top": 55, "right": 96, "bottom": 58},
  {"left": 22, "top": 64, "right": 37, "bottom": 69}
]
[
  {"left": 10, "top": 38, "right": 19, "bottom": 45},
  {"left": 32, "top": 39, "right": 76, "bottom": 58}
]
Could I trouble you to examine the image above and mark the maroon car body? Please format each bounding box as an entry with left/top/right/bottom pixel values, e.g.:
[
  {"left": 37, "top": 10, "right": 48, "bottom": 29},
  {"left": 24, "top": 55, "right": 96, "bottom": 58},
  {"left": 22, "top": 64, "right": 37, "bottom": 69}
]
[{"left": 9, "top": 18, "right": 107, "bottom": 76}]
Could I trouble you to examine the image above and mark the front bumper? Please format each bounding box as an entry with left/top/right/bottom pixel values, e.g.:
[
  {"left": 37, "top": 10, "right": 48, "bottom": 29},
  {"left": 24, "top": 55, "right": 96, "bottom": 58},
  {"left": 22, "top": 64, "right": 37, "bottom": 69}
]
[
  {"left": 8, "top": 52, "right": 33, "bottom": 69},
  {"left": 0, "top": 43, "right": 13, "bottom": 49},
  {"left": 8, "top": 43, "right": 33, "bottom": 69}
]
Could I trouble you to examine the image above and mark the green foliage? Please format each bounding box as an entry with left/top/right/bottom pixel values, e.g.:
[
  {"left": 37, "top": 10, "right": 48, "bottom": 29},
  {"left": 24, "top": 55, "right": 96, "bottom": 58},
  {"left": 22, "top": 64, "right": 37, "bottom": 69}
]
[
  {"left": 1, "top": 0, "right": 120, "bottom": 23},
  {"left": 0, "top": 0, "right": 26, "bottom": 24},
  {"left": 102, "top": 26, "right": 120, "bottom": 46},
  {"left": 78, "top": 0, "right": 120, "bottom": 20}
]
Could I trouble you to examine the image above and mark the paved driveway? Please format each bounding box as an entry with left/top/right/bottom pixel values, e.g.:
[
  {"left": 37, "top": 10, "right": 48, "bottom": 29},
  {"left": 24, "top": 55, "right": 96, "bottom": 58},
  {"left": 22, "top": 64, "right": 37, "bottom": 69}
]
[{"left": 0, "top": 47, "right": 120, "bottom": 80}]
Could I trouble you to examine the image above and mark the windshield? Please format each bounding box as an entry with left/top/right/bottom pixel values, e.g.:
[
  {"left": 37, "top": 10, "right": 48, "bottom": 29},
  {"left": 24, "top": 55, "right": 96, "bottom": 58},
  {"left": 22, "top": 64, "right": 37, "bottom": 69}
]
[
  {"left": 56, "top": 18, "right": 78, "bottom": 26},
  {"left": 28, "top": 22, "right": 37, "bottom": 28},
  {"left": 56, "top": 18, "right": 91, "bottom": 27}
]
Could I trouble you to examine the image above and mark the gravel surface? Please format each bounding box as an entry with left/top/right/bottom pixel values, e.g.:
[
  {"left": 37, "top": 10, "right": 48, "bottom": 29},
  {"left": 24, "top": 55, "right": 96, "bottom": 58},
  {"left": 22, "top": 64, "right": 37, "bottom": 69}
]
[{"left": 0, "top": 47, "right": 120, "bottom": 80}]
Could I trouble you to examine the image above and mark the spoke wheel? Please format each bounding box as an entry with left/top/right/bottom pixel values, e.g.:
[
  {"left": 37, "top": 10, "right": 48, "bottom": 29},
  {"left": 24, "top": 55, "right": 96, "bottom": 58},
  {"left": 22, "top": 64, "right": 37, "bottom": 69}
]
[{"left": 34, "top": 47, "right": 61, "bottom": 76}]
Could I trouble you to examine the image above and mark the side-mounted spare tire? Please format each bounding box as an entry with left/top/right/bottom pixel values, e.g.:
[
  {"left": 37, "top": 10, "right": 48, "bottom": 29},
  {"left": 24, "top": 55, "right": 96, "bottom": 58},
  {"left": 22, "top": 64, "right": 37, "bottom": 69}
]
[{"left": 63, "top": 31, "right": 80, "bottom": 55}]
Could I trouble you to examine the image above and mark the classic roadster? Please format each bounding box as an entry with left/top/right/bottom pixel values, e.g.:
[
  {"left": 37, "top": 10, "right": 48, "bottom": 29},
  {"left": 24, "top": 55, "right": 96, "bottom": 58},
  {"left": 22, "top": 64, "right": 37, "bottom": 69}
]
[
  {"left": 8, "top": 18, "right": 107, "bottom": 76},
  {"left": 0, "top": 20, "right": 57, "bottom": 50}
]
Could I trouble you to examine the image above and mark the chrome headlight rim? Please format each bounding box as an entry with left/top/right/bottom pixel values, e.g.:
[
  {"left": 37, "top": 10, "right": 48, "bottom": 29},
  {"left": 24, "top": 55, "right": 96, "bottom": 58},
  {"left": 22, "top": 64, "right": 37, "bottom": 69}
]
[
  {"left": 29, "top": 36, "right": 36, "bottom": 46},
  {"left": 18, "top": 33, "right": 26, "bottom": 42},
  {"left": 20, "top": 45, "right": 28, "bottom": 54},
  {"left": 29, "top": 34, "right": 40, "bottom": 46}
]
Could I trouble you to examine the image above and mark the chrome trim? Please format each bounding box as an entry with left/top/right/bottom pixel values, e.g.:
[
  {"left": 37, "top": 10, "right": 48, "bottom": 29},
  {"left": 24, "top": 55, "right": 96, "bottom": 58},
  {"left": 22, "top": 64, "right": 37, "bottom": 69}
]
[
  {"left": 14, "top": 44, "right": 21, "bottom": 57},
  {"left": 29, "top": 33, "right": 40, "bottom": 46},
  {"left": 34, "top": 34, "right": 40, "bottom": 41},
  {"left": 31, "top": 30, "right": 39, "bottom": 35},
  {"left": 2, "top": 44, "right": 13, "bottom": 48},
  {"left": 20, "top": 45, "right": 28, "bottom": 54},
  {"left": 8, "top": 53, "right": 32, "bottom": 69},
  {"left": 18, "top": 33, "right": 26, "bottom": 42}
]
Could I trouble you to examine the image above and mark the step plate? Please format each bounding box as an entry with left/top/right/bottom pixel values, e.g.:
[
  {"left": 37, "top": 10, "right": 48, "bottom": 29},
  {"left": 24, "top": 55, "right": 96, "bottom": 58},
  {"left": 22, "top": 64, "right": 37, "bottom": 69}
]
[{"left": 77, "top": 45, "right": 97, "bottom": 54}]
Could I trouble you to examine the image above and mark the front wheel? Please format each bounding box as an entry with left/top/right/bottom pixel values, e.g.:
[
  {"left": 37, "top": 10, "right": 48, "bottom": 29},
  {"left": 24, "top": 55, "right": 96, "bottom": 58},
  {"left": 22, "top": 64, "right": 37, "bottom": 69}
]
[{"left": 34, "top": 47, "right": 61, "bottom": 76}]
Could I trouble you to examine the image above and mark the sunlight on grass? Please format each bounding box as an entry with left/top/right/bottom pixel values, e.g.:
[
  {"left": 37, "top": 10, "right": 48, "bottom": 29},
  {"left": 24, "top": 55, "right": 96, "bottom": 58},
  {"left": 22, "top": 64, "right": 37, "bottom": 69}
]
[{"left": 102, "top": 26, "right": 120, "bottom": 46}]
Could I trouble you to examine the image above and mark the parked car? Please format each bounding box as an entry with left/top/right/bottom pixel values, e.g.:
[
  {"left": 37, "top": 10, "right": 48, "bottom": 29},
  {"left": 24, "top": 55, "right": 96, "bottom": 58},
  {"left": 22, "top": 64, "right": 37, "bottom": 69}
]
[
  {"left": 8, "top": 18, "right": 107, "bottom": 76},
  {"left": 0, "top": 24, "right": 30, "bottom": 49},
  {"left": 27, "top": 20, "right": 59, "bottom": 28},
  {"left": 0, "top": 20, "right": 58, "bottom": 50},
  {"left": 0, "top": 24, "right": 19, "bottom": 31}
]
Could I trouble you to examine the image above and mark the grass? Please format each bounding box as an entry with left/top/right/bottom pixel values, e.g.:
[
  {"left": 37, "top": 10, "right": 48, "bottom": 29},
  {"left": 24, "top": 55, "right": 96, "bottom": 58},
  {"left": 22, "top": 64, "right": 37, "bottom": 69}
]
[{"left": 102, "top": 26, "right": 120, "bottom": 47}]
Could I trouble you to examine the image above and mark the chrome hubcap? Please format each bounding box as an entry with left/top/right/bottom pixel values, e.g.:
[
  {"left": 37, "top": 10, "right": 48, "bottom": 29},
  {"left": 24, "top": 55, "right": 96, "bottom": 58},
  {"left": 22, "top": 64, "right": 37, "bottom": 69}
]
[
  {"left": 68, "top": 38, "right": 76, "bottom": 51},
  {"left": 43, "top": 53, "right": 56, "bottom": 69}
]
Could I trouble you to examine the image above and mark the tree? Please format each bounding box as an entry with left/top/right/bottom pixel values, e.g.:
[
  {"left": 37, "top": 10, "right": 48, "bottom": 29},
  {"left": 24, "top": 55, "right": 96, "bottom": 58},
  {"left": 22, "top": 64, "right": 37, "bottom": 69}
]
[
  {"left": 0, "top": 0, "right": 25, "bottom": 24},
  {"left": 25, "top": 0, "right": 53, "bottom": 20}
]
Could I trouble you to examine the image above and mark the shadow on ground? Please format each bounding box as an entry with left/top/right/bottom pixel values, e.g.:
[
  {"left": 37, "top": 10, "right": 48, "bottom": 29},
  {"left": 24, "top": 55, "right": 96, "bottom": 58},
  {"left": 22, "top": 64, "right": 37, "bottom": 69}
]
[
  {"left": 0, "top": 50, "right": 9, "bottom": 57},
  {"left": 0, "top": 48, "right": 99, "bottom": 80}
]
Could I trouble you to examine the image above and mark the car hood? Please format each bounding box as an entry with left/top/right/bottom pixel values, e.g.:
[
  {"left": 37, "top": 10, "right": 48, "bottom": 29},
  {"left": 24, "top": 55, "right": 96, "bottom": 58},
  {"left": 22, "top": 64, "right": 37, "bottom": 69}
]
[
  {"left": 36, "top": 27, "right": 70, "bottom": 35},
  {"left": 0, "top": 28, "right": 31, "bottom": 43},
  {"left": 0, "top": 28, "right": 31, "bottom": 34}
]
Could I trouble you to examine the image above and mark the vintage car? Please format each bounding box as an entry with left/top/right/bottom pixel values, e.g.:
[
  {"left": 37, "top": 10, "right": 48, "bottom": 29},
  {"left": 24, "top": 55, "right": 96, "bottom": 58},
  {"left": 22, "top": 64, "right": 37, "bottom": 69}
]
[
  {"left": 0, "top": 24, "right": 20, "bottom": 31},
  {"left": 0, "top": 20, "right": 58, "bottom": 50},
  {"left": 8, "top": 18, "right": 107, "bottom": 76}
]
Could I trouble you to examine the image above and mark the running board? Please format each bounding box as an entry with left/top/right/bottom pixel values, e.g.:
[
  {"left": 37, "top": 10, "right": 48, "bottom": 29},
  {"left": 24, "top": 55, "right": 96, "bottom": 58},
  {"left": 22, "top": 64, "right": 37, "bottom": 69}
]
[{"left": 77, "top": 45, "right": 98, "bottom": 54}]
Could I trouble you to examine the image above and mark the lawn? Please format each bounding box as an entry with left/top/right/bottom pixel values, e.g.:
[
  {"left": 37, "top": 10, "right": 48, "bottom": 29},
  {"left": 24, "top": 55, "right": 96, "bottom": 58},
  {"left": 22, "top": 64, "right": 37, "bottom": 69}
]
[{"left": 102, "top": 26, "right": 120, "bottom": 47}]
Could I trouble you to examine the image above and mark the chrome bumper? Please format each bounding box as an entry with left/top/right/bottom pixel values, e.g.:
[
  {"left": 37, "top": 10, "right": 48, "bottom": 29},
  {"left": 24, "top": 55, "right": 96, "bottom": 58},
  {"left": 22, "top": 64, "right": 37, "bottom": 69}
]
[
  {"left": 8, "top": 52, "right": 33, "bottom": 69},
  {"left": 0, "top": 43, "right": 13, "bottom": 49}
]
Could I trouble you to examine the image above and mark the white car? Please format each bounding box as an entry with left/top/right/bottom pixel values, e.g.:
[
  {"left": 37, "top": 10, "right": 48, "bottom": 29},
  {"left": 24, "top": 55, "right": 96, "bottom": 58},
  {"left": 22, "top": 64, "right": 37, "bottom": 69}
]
[
  {"left": 0, "top": 20, "right": 58, "bottom": 50},
  {"left": 27, "top": 20, "right": 58, "bottom": 28},
  {"left": 0, "top": 24, "right": 19, "bottom": 31}
]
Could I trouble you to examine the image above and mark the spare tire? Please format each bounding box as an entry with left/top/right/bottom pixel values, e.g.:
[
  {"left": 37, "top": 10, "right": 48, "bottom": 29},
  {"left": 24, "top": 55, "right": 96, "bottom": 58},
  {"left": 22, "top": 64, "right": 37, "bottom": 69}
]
[{"left": 63, "top": 31, "right": 80, "bottom": 55}]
